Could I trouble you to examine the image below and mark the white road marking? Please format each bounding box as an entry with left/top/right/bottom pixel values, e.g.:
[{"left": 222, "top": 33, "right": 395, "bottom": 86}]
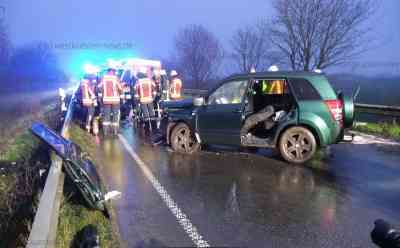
[{"left": 118, "top": 134, "right": 210, "bottom": 248}]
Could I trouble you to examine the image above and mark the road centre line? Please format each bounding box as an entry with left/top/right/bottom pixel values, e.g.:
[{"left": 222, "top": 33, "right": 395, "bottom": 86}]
[{"left": 118, "top": 134, "right": 210, "bottom": 248}]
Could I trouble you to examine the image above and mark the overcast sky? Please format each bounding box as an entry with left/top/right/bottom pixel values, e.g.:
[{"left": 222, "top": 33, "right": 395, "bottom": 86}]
[{"left": 3, "top": 0, "right": 400, "bottom": 75}]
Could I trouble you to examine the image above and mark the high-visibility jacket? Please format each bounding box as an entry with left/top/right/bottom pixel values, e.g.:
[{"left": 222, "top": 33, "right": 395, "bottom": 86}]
[
  {"left": 99, "top": 75, "right": 122, "bottom": 105},
  {"left": 170, "top": 78, "right": 182, "bottom": 100},
  {"left": 135, "top": 78, "right": 156, "bottom": 104},
  {"left": 262, "top": 80, "right": 284, "bottom": 95},
  {"left": 81, "top": 80, "right": 95, "bottom": 107}
]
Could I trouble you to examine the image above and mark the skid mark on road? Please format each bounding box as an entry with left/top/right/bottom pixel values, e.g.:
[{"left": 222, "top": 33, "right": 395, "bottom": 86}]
[{"left": 119, "top": 135, "right": 210, "bottom": 248}]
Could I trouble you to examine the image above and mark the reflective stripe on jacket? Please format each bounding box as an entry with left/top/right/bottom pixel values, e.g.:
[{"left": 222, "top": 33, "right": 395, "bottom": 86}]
[
  {"left": 262, "top": 80, "right": 284, "bottom": 95},
  {"left": 170, "top": 78, "right": 182, "bottom": 99},
  {"left": 81, "top": 80, "right": 95, "bottom": 106},
  {"left": 135, "top": 78, "right": 156, "bottom": 104},
  {"left": 100, "top": 75, "right": 122, "bottom": 105}
]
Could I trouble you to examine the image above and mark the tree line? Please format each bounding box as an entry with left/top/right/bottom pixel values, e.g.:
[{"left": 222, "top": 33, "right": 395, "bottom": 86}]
[
  {"left": 0, "top": 13, "right": 66, "bottom": 94},
  {"left": 169, "top": 0, "right": 375, "bottom": 88}
]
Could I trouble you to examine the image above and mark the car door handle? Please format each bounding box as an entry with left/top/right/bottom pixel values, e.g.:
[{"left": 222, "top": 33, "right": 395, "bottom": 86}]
[{"left": 232, "top": 109, "right": 242, "bottom": 113}]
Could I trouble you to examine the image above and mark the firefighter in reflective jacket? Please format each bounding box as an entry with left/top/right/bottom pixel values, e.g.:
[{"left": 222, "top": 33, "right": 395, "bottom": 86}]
[
  {"left": 80, "top": 77, "right": 96, "bottom": 133},
  {"left": 135, "top": 68, "right": 157, "bottom": 129},
  {"left": 262, "top": 79, "right": 284, "bottom": 95},
  {"left": 169, "top": 70, "right": 182, "bottom": 100},
  {"left": 98, "top": 67, "right": 123, "bottom": 135}
]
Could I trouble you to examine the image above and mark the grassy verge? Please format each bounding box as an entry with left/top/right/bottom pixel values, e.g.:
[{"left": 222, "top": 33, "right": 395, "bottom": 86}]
[
  {"left": 57, "top": 122, "right": 120, "bottom": 248},
  {"left": 353, "top": 122, "right": 400, "bottom": 140},
  {"left": 0, "top": 115, "right": 58, "bottom": 247},
  {"left": 0, "top": 103, "right": 60, "bottom": 247}
]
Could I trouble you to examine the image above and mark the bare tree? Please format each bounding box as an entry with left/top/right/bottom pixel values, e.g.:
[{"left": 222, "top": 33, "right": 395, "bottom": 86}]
[
  {"left": 231, "top": 22, "right": 278, "bottom": 73},
  {"left": 173, "top": 24, "right": 223, "bottom": 88},
  {"left": 270, "top": 0, "right": 375, "bottom": 71}
]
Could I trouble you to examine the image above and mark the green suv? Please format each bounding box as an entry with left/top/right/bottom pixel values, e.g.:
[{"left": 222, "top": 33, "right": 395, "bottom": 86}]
[{"left": 162, "top": 71, "right": 354, "bottom": 164}]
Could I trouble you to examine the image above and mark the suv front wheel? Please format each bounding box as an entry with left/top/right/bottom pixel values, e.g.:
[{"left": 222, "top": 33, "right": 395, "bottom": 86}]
[
  {"left": 171, "top": 123, "right": 200, "bottom": 154},
  {"left": 279, "top": 126, "right": 317, "bottom": 164}
]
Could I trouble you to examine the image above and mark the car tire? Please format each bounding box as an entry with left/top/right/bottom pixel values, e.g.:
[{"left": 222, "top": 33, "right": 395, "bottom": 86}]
[
  {"left": 279, "top": 126, "right": 317, "bottom": 164},
  {"left": 170, "top": 123, "right": 200, "bottom": 154}
]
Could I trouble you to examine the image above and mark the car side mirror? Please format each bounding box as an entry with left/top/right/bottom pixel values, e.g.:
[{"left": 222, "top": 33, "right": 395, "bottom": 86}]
[{"left": 193, "top": 97, "right": 205, "bottom": 107}]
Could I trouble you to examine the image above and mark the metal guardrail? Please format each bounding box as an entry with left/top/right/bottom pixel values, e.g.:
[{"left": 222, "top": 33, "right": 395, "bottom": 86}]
[
  {"left": 355, "top": 103, "right": 400, "bottom": 117},
  {"left": 27, "top": 89, "right": 77, "bottom": 248}
]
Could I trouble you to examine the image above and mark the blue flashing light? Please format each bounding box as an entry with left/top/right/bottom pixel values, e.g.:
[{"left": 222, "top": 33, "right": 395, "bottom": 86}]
[{"left": 67, "top": 49, "right": 138, "bottom": 78}]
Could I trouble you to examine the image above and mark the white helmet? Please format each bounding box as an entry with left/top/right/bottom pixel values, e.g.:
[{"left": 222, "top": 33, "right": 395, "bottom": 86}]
[
  {"left": 268, "top": 65, "right": 279, "bottom": 72},
  {"left": 160, "top": 69, "right": 167, "bottom": 76},
  {"left": 170, "top": 70, "right": 178, "bottom": 77}
]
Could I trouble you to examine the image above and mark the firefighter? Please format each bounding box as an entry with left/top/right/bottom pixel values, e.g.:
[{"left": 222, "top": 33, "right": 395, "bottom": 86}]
[
  {"left": 160, "top": 70, "right": 169, "bottom": 100},
  {"left": 169, "top": 70, "right": 183, "bottom": 100},
  {"left": 152, "top": 68, "right": 163, "bottom": 117},
  {"left": 135, "top": 68, "right": 157, "bottom": 130},
  {"left": 80, "top": 76, "right": 97, "bottom": 133},
  {"left": 152, "top": 68, "right": 162, "bottom": 102},
  {"left": 262, "top": 79, "right": 284, "bottom": 95},
  {"left": 98, "top": 65, "right": 123, "bottom": 136},
  {"left": 120, "top": 67, "right": 136, "bottom": 121}
]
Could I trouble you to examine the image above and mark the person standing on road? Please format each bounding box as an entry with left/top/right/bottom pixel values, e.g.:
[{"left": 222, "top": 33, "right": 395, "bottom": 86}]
[
  {"left": 98, "top": 65, "right": 123, "bottom": 136},
  {"left": 160, "top": 69, "right": 169, "bottom": 100},
  {"left": 169, "top": 70, "right": 183, "bottom": 100},
  {"left": 152, "top": 68, "right": 163, "bottom": 118},
  {"left": 80, "top": 76, "right": 97, "bottom": 133},
  {"left": 135, "top": 68, "right": 157, "bottom": 130}
]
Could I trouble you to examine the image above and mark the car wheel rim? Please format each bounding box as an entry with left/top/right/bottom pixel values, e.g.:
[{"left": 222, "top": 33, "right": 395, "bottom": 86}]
[
  {"left": 284, "top": 132, "right": 313, "bottom": 161},
  {"left": 175, "top": 127, "right": 196, "bottom": 153}
]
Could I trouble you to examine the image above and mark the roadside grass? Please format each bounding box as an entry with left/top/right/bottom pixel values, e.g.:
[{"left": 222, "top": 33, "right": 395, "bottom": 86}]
[
  {"left": 56, "top": 122, "right": 119, "bottom": 248},
  {"left": 0, "top": 131, "right": 40, "bottom": 218},
  {"left": 0, "top": 130, "right": 51, "bottom": 247},
  {"left": 353, "top": 122, "right": 400, "bottom": 140},
  {"left": 0, "top": 132, "right": 41, "bottom": 162}
]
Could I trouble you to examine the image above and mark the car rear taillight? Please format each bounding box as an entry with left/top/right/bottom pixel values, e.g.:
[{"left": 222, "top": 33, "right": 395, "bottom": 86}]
[{"left": 325, "top": 99, "right": 343, "bottom": 127}]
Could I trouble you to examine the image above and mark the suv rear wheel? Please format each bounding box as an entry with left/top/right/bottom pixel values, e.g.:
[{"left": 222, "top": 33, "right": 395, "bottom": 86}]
[
  {"left": 171, "top": 123, "right": 200, "bottom": 154},
  {"left": 279, "top": 126, "right": 317, "bottom": 164}
]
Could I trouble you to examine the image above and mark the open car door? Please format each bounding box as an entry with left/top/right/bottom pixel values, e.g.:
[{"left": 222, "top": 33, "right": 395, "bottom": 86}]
[
  {"left": 197, "top": 80, "right": 249, "bottom": 146},
  {"left": 31, "top": 122, "right": 107, "bottom": 211}
]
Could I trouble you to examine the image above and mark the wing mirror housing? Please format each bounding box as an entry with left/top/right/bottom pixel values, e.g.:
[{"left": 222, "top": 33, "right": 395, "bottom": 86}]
[{"left": 193, "top": 97, "right": 205, "bottom": 107}]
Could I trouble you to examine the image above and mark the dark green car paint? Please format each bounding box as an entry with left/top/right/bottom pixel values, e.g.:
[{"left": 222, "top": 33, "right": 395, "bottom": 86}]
[
  {"left": 163, "top": 71, "right": 353, "bottom": 149},
  {"left": 296, "top": 101, "right": 340, "bottom": 146},
  {"left": 197, "top": 103, "right": 244, "bottom": 145}
]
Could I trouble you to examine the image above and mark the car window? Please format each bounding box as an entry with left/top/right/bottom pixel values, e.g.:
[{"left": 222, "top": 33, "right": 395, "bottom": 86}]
[
  {"left": 255, "top": 79, "right": 288, "bottom": 95},
  {"left": 208, "top": 80, "right": 248, "bottom": 105},
  {"left": 289, "top": 78, "right": 322, "bottom": 100}
]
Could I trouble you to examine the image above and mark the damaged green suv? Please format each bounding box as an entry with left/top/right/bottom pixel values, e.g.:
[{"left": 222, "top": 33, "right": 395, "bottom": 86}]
[{"left": 162, "top": 71, "right": 354, "bottom": 164}]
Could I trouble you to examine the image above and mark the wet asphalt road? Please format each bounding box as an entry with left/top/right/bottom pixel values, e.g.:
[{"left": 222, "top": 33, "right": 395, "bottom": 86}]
[{"left": 96, "top": 125, "right": 400, "bottom": 248}]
